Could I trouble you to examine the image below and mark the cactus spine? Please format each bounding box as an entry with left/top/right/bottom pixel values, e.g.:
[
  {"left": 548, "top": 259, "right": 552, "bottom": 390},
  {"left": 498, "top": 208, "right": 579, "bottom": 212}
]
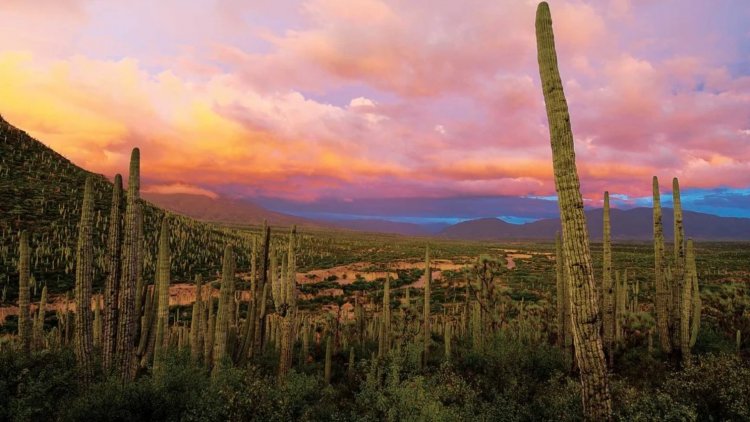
[
  {"left": 535, "top": 3, "right": 612, "bottom": 419},
  {"left": 212, "top": 245, "right": 235, "bottom": 376},
  {"left": 103, "top": 174, "right": 123, "bottom": 372},
  {"left": 18, "top": 231, "right": 31, "bottom": 354},
  {"left": 153, "top": 218, "right": 171, "bottom": 377},
  {"left": 116, "top": 148, "right": 141, "bottom": 381}
]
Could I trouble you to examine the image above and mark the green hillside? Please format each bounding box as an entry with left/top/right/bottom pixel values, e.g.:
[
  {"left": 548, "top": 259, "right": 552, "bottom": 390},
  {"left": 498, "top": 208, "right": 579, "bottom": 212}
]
[{"left": 0, "top": 115, "right": 255, "bottom": 298}]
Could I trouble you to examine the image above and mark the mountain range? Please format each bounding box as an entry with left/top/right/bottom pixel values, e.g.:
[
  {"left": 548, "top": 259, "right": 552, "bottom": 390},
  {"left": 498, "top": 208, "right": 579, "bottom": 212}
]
[{"left": 142, "top": 192, "right": 750, "bottom": 241}]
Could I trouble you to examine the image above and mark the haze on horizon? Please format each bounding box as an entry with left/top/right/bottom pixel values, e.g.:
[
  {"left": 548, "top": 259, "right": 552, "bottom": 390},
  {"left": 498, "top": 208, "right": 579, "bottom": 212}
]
[{"left": 2, "top": 0, "right": 750, "bottom": 224}]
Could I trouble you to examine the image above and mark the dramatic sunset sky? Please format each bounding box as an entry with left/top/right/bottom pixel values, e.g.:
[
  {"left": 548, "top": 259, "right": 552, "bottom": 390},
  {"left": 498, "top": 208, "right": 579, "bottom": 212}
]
[{"left": 2, "top": 0, "right": 749, "bottom": 224}]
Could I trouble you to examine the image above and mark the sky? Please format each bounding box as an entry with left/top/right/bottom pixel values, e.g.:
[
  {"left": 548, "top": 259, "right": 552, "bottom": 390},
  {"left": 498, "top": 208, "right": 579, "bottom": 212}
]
[{"left": 1, "top": 0, "right": 750, "bottom": 224}]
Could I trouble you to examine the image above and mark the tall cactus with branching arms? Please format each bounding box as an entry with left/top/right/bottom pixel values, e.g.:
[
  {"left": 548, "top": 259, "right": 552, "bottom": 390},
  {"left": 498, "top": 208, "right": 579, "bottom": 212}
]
[{"left": 535, "top": 3, "right": 612, "bottom": 419}]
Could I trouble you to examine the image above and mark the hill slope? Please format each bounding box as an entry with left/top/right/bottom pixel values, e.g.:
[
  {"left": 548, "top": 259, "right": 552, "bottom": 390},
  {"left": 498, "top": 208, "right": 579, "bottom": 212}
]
[{"left": 0, "top": 115, "right": 254, "bottom": 297}]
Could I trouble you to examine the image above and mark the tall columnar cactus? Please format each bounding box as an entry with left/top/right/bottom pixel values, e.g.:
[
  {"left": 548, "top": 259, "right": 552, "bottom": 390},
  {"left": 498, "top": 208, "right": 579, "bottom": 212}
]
[
  {"left": 324, "top": 335, "right": 332, "bottom": 385},
  {"left": 17, "top": 231, "right": 31, "bottom": 354},
  {"left": 278, "top": 227, "right": 298, "bottom": 381},
  {"left": 153, "top": 218, "right": 171, "bottom": 377},
  {"left": 683, "top": 239, "right": 701, "bottom": 362},
  {"left": 444, "top": 322, "right": 452, "bottom": 362},
  {"left": 671, "top": 178, "right": 685, "bottom": 350},
  {"left": 602, "top": 192, "right": 614, "bottom": 363},
  {"left": 93, "top": 297, "right": 102, "bottom": 348},
  {"left": 422, "top": 245, "right": 431, "bottom": 367},
  {"left": 103, "top": 174, "right": 123, "bottom": 372},
  {"left": 535, "top": 3, "right": 612, "bottom": 419},
  {"left": 252, "top": 222, "right": 272, "bottom": 357},
  {"left": 190, "top": 274, "right": 203, "bottom": 364},
  {"left": 212, "top": 245, "right": 235, "bottom": 376},
  {"left": 381, "top": 273, "right": 391, "bottom": 356},
  {"left": 116, "top": 148, "right": 141, "bottom": 381},
  {"left": 74, "top": 177, "right": 95, "bottom": 385},
  {"left": 204, "top": 298, "right": 215, "bottom": 366},
  {"left": 652, "top": 176, "right": 671, "bottom": 352},
  {"left": 34, "top": 285, "right": 48, "bottom": 349},
  {"left": 555, "top": 232, "right": 573, "bottom": 356}
]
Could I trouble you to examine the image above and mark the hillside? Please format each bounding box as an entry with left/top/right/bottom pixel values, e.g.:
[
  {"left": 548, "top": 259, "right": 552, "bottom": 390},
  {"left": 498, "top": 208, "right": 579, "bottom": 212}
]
[
  {"left": 439, "top": 207, "right": 750, "bottom": 241},
  {"left": 0, "top": 115, "right": 254, "bottom": 296}
]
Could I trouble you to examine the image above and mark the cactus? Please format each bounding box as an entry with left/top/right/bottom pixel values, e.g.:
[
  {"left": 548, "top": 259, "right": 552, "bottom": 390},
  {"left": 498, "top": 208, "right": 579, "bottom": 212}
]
[
  {"left": 252, "top": 222, "right": 272, "bottom": 357},
  {"left": 204, "top": 298, "right": 215, "bottom": 367},
  {"left": 422, "top": 245, "right": 431, "bottom": 367},
  {"left": 18, "top": 231, "right": 31, "bottom": 354},
  {"left": 671, "top": 178, "right": 685, "bottom": 351},
  {"left": 535, "top": 3, "right": 612, "bottom": 419},
  {"left": 103, "top": 174, "right": 123, "bottom": 372},
  {"left": 34, "top": 285, "right": 47, "bottom": 349},
  {"left": 653, "top": 176, "right": 672, "bottom": 353},
  {"left": 212, "top": 245, "right": 235, "bottom": 376},
  {"left": 602, "top": 192, "right": 614, "bottom": 363},
  {"left": 444, "top": 322, "right": 452, "bottom": 362},
  {"left": 348, "top": 346, "right": 355, "bottom": 380},
  {"left": 74, "top": 176, "right": 95, "bottom": 385},
  {"left": 683, "top": 239, "right": 700, "bottom": 361},
  {"left": 116, "top": 148, "right": 141, "bottom": 381},
  {"left": 153, "top": 218, "right": 171, "bottom": 377},
  {"left": 190, "top": 274, "right": 203, "bottom": 364},
  {"left": 324, "top": 335, "right": 332, "bottom": 385},
  {"left": 93, "top": 297, "right": 102, "bottom": 348},
  {"left": 278, "top": 227, "right": 298, "bottom": 381}
]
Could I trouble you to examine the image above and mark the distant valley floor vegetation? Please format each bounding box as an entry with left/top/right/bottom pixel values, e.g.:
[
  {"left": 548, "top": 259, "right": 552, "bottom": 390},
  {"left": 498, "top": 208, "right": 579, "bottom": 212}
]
[{"left": 1, "top": 2, "right": 750, "bottom": 421}]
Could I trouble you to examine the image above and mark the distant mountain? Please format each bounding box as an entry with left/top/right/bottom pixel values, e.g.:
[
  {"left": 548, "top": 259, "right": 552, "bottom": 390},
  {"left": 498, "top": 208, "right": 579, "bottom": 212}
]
[
  {"left": 142, "top": 192, "right": 322, "bottom": 228},
  {"left": 439, "top": 208, "right": 750, "bottom": 241},
  {"left": 330, "top": 219, "right": 436, "bottom": 236}
]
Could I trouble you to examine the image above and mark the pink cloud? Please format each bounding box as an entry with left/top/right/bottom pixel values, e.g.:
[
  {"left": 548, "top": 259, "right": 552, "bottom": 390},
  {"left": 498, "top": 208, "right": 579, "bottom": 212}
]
[{"left": 0, "top": 0, "right": 749, "bottom": 205}]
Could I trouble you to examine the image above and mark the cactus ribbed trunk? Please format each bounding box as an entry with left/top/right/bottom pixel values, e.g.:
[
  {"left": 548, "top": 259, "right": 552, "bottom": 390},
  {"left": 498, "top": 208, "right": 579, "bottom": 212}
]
[
  {"left": 682, "top": 239, "right": 700, "bottom": 363},
  {"left": 17, "top": 231, "right": 31, "bottom": 354},
  {"left": 153, "top": 218, "right": 171, "bottom": 377},
  {"left": 116, "top": 148, "right": 141, "bottom": 381},
  {"left": 278, "top": 227, "right": 298, "bottom": 381},
  {"left": 190, "top": 275, "right": 203, "bottom": 364},
  {"left": 324, "top": 335, "right": 332, "bottom": 385},
  {"left": 535, "top": 3, "right": 612, "bottom": 419},
  {"left": 252, "top": 223, "right": 271, "bottom": 357},
  {"left": 422, "top": 245, "right": 431, "bottom": 367},
  {"left": 103, "top": 174, "right": 123, "bottom": 372},
  {"left": 671, "top": 178, "right": 685, "bottom": 352},
  {"left": 212, "top": 245, "right": 235, "bottom": 376},
  {"left": 34, "top": 285, "right": 48, "bottom": 349},
  {"left": 653, "top": 177, "right": 671, "bottom": 353},
  {"left": 74, "top": 177, "right": 95, "bottom": 386},
  {"left": 602, "top": 192, "right": 614, "bottom": 365}
]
